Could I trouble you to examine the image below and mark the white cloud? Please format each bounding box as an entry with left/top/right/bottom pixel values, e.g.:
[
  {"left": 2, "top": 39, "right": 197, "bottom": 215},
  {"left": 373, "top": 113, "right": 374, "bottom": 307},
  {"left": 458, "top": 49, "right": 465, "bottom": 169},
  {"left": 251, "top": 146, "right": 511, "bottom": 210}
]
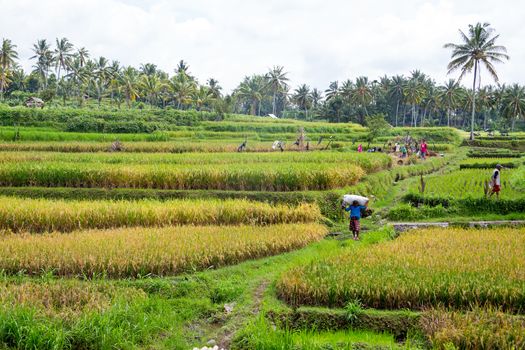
[{"left": 1, "top": 0, "right": 523, "bottom": 92}]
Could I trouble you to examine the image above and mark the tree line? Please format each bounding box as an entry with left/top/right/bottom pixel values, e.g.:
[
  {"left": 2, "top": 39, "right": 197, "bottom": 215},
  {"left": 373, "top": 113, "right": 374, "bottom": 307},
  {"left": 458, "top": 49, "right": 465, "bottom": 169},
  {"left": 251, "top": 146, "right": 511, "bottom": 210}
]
[{"left": 0, "top": 23, "right": 523, "bottom": 132}]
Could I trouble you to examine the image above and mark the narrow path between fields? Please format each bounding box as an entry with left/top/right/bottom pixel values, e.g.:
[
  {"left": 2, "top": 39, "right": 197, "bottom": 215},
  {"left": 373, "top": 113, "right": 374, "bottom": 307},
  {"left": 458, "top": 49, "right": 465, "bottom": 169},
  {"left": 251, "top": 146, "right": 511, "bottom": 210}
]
[{"left": 217, "top": 279, "right": 270, "bottom": 350}]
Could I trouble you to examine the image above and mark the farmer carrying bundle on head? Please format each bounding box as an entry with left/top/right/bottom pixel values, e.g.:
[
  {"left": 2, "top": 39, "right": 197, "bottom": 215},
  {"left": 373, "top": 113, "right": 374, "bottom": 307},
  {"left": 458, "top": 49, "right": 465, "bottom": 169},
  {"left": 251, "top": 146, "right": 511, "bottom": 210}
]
[
  {"left": 342, "top": 195, "right": 369, "bottom": 241},
  {"left": 490, "top": 164, "right": 503, "bottom": 198}
]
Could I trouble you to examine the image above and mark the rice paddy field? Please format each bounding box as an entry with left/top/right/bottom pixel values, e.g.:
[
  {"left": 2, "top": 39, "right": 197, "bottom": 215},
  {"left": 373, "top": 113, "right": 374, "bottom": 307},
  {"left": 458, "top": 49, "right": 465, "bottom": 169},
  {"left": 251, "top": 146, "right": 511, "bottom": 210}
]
[
  {"left": 410, "top": 168, "right": 523, "bottom": 199},
  {"left": 0, "top": 107, "right": 522, "bottom": 349},
  {"left": 277, "top": 227, "right": 525, "bottom": 312}
]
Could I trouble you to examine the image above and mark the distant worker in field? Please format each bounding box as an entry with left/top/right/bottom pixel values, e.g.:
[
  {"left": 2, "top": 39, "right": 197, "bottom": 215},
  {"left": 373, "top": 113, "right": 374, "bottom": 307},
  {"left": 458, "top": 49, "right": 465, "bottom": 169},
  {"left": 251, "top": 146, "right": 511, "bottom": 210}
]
[
  {"left": 420, "top": 139, "right": 428, "bottom": 160},
  {"left": 400, "top": 144, "right": 407, "bottom": 158},
  {"left": 344, "top": 200, "right": 368, "bottom": 240},
  {"left": 490, "top": 164, "right": 503, "bottom": 198},
  {"left": 357, "top": 144, "right": 363, "bottom": 153}
]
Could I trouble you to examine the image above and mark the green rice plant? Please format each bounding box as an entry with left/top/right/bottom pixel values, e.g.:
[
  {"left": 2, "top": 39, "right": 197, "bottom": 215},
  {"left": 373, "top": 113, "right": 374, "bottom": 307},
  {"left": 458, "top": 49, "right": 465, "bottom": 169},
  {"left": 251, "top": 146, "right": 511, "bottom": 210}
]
[
  {"left": 0, "top": 162, "right": 366, "bottom": 191},
  {"left": 277, "top": 227, "right": 525, "bottom": 313},
  {"left": 0, "top": 140, "right": 354, "bottom": 153},
  {"left": 467, "top": 147, "right": 522, "bottom": 158},
  {"left": 0, "top": 223, "right": 328, "bottom": 277},
  {"left": 0, "top": 197, "right": 320, "bottom": 233},
  {"left": 459, "top": 157, "right": 523, "bottom": 169},
  {"left": 0, "top": 150, "right": 392, "bottom": 173},
  {"left": 407, "top": 168, "right": 523, "bottom": 199}
]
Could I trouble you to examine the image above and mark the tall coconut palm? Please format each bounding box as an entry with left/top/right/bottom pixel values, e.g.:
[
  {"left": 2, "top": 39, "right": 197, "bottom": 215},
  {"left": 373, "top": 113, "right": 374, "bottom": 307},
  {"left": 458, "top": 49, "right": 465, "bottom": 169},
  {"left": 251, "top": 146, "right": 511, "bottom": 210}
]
[
  {"left": 0, "top": 66, "right": 12, "bottom": 100},
  {"left": 444, "top": 22, "right": 509, "bottom": 140},
  {"left": 30, "top": 39, "right": 53, "bottom": 88},
  {"left": 350, "top": 76, "right": 373, "bottom": 117},
  {"left": 207, "top": 78, "right": 222, "bottom": 98},
  {"left": 388, "top": 75, "right": 405, "bottom": 126},
  {"left": 0, "top": 39, "right": 18, "bottom": 70},
  {"left": 140, "top": 63, "right": 157, "bottom": 77},
  {"left": 76, "top": 47, "right": 89, "bottom": 67},
  {"left": 265, "top": 66, "right": 289, "bottom": 116},
  {"left": 170, "top": 71, "right": 196, "bottom": 109},
  {"left": 92, "top": 57, "right": 111, "bottom": 106},
  {"left": 176, "top": 60, "right": 190, "bottom": 75},
  {"left": 324, "top": 81, "right": 339, "bottom": 101},
  {"left": 293, "top": 84, "right": 312, "bottom": 120},
  {"left": 140, "top": 74, "right": 162, "bottom": 107},
  {"left": 403, "top": 77, "right": 426, "bottom": 127},
  {"left": 54, "top": 37, "right": 74, "bottom": 81},
  {"left": 0, "top": 38, "right": 18, "bottom": 99},
  {"left": 438, "top": 79, "right": 463, "bottom": 127},
  {"left": 106, "top": 61, "right": 121, "bottom": 106},
  {"left": 339, "top": 79, "right": 354, "bottom": 101},
  {"left": 311, "top": 88, "right": 323, "bottom": 109},
  {"left": 237, "top": 75, "right": 264, "bottom": 116},
  {"left": 120, "top": 66, "right": 140, "bottom": 108},
  {"left": 192, "top": 86, "right": 214, "bottom": 111},
  {"left": 501, "top": 84, "right": 525, "bottom": 131},
  {"left": 476, "top": 86, "right": 494, "bottom": 130}
]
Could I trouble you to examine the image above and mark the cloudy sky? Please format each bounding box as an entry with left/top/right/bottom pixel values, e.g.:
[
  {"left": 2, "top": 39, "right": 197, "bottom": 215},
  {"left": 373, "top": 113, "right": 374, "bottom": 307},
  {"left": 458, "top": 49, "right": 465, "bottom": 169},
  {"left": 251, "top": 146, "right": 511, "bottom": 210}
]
[{"left": 1, "top": 0, "right": 523, "bottom": 92}]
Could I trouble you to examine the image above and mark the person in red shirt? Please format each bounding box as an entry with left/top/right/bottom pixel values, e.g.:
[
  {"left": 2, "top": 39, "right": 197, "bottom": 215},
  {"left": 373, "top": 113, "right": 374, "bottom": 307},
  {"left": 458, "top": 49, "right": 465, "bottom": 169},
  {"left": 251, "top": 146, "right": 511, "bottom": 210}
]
[{"left": 420, "top": 139, "right": 428, "bottom": 160}]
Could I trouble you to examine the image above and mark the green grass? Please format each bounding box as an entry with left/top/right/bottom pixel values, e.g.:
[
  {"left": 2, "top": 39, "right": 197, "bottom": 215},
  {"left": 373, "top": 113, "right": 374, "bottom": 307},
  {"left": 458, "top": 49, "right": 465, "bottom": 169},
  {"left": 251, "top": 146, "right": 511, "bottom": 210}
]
[{"left": 232, "top": 316, "right": 408, "bottom": 350}]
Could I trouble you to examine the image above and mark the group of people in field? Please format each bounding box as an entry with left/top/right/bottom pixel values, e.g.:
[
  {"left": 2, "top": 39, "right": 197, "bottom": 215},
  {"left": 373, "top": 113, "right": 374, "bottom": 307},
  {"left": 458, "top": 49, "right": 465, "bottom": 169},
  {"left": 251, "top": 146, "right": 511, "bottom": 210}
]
[
  {"left": 393, "top": 139, "right": 428, "bottom": 159},
  {"left": 356, "top": 139, "right": 429, "bottom": 160}
]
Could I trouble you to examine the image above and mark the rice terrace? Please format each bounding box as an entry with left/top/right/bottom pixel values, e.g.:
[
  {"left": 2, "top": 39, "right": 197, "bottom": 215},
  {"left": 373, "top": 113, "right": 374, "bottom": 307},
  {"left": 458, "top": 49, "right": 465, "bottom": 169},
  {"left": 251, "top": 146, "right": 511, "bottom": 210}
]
[{"left": 0, "top": 1, "right": 524, "bottom": 349}]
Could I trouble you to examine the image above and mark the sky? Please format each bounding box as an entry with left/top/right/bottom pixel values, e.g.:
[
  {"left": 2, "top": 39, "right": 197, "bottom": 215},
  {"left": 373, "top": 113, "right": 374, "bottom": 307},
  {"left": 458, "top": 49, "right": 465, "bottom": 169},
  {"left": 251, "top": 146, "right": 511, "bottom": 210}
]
[{"left": 1, "top": 0, "right": 523, "bottom": 93}]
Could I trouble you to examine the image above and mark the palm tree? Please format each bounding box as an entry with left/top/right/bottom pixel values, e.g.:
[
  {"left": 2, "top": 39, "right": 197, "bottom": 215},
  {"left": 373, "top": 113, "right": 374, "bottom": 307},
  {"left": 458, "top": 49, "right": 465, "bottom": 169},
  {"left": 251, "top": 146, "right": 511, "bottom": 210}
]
[
  {"left": 140, "top": 63, "right": 157, "bottom": 77},
  {"left": 207, "top": 78, "right": 222, "bottom": 98},
  {"left": 192, "top": 86, "right": 214, "bottom": 111},
  {"left": 30, "top": 39, "right": 53, "bottom": 88},
  {"left": 350, "top": 76, "right": 373, "bottom": 117},
  {"left": 76, "top": 47, "right": 89, "bottom": 67},
  {"left": 388, "top": 75, "right": 405, "bottom": 126},
  {"left": 140, "top": 74, "right": 162, "bottom": 106},
  {"left": 403, "top": 77, "right": 426, "bottom": 127},
  {"left": 176, "top": 60, "right": 190, "bottom": 75},
  {"left": 0, "top": 39, "right": 18, "bottom": 69},
  {"left": 54, "top": 37, "right": 74, "bottom": 81},
  {"left": 92, "top": 57, "right": 110, "bottom": 106},
  {"left": 67, "top": 58, "right": 89, "bottom": 105},
  {"left": 324, "top": 81, "right": 339, "bottom": 101},
  {"left": 311, "top": 88, "right": 323, "bottom": 109},
  {"left": 476, "top": 86, "right": 494, "bottom": 130},
  {"left": 339, "top": 79, "right": 354, "bottom": 100},
  {"left": 237, "top": 75, "right": 264, "bottom": 115},
  {"left": 108, "top": 60, "right": 122, "bottom": 107},
  {"left": 265, "top": 66, "right": 289, "bottom": 116},
  {"left": 170, "top": 71, "right": 196, "bottom": 109},
  {"left": 444, "top": 22, "right": 509, "bottom": 140},
  {"left": 0, "top": 38, "right": 18, "bottom": 98},
  {"left": 293, "top": 84, "right": 312, "bottom": 120},
  {"left": 0, "top": 66, "right": 12, "bottom": 100},
  {"left": 120, "top": 66, "right": 140, "bottom": 108},
  {"left": 501, "top": 84, "right": 525, "bottom": 131},
  {"left": 438, "top": 79, "right": 463, "bottom": 127}
]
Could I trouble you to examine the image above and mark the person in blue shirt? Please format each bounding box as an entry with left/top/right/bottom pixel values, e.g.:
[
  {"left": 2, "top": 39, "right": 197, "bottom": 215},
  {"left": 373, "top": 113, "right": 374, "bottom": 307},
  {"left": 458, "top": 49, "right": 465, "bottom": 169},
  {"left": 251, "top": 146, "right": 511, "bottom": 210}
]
[{"left": 344, "top": 200, "right": 367, "bottom": 240}]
